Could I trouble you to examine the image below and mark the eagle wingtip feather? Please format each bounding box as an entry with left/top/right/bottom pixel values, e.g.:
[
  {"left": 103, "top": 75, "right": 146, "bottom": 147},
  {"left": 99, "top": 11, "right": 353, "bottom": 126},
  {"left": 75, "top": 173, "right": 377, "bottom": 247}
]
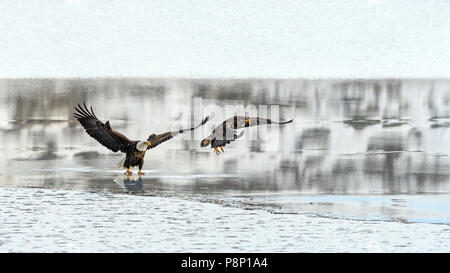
[{"left": 202, "top": 116, "right": 210, "bottom": 125}]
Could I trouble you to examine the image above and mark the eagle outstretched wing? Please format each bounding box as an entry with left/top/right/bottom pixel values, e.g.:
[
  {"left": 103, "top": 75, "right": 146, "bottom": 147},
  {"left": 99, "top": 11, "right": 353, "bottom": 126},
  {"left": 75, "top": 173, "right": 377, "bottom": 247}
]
[
  {"left": 73, "top": 102, "right": 132, "bottom": 153},
  {"left": 147, "top": 116, "right": 210, "bottom": 149},
  {"left": 222, "top": 116, "right": 293, "bottom": 130}
]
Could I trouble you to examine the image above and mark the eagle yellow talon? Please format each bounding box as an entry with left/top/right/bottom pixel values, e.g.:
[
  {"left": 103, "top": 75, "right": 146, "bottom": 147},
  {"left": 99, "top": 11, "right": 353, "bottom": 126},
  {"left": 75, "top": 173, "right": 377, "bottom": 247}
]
[
  {"left": 125, "top": 169, "right": 132, "bottom": 176},
  {"left": 138, "top": 171, "right": 144, "bottom": 176},
  {"left": 220, "top": 146, "right": 224, "bottom": 152},
  {"left": 214, "top": 147, "right": 220, "bottom": 155}
]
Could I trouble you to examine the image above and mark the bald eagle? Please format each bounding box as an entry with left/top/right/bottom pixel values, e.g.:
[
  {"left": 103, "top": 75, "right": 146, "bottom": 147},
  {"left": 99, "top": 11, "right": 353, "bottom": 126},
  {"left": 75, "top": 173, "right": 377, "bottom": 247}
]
[
  {"left": 74, "top": 102, "right": 209, "bottom": 175},
  {"left": 200, "top": 116, "right": 293, "bottom": 155}
]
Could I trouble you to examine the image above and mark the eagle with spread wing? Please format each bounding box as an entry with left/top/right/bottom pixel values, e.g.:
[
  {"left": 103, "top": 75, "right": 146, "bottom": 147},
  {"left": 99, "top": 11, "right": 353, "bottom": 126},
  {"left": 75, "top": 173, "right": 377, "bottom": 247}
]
[
  {"left": 201, "top": 116, "right": 293, "bottom": 155},
  {"left": 74, "top": 102, "right": 209, "bottom": 175}
]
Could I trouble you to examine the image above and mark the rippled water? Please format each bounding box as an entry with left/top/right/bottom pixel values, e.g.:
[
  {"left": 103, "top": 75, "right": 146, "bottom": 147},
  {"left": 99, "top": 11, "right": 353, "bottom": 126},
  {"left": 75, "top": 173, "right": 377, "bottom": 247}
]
[{"left": 0, "top": 78, "right": 450, "bottom": 252}]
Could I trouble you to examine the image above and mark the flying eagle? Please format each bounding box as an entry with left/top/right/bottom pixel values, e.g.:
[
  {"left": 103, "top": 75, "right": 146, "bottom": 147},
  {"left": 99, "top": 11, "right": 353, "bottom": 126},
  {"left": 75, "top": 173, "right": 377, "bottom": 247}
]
[
  {"left": 200, "top": 116, "right": 293, "bottom": 155},
  {"left": 74, "top": 103, "right": 209, "bottom": 175}
]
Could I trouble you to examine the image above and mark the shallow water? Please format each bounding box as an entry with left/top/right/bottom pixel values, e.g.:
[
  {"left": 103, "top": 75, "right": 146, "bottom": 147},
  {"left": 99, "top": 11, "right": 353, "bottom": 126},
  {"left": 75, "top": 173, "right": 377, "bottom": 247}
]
[{"left": 0, "top": 78, "right": 450, "bottom": 252}]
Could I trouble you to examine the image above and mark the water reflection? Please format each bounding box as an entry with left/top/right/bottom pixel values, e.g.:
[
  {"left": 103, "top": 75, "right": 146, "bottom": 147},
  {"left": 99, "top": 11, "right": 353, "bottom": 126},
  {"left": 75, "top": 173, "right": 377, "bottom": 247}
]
[
  {"left": 0, "top": 78, "right": 450, "bottom": 197},
  {"left": 113, "top": 175, "right": 144, "bottom": 194}
]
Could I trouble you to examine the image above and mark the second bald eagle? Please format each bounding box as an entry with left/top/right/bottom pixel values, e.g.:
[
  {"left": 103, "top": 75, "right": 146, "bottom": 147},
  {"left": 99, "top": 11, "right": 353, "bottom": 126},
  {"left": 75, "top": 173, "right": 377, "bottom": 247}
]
[{"left": 201, "top": 116, "right": 293, "bottom": 155}]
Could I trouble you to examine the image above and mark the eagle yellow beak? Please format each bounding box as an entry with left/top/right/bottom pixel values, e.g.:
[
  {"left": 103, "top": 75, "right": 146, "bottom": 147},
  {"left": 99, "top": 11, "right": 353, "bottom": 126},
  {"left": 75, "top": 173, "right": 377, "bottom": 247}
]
[{"left": 146, "top": 141, "right": 152, "bottom": 146}]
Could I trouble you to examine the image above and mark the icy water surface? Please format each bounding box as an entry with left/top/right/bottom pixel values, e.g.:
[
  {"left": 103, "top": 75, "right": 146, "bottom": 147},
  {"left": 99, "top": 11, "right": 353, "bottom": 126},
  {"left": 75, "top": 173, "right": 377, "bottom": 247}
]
[
  {"left": 0, "top": 78, "right": 450, "bottom": 252},
  {"left": 1, "top": 187, "right": 450, "bottom": 252}
]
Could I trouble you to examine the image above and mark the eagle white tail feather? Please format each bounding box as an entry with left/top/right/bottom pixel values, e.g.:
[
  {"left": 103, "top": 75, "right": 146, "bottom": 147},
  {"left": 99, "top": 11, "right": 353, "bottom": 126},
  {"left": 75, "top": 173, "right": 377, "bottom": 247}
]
[{"left": 115, "top": 157, "right": 127, "bottom": 169}]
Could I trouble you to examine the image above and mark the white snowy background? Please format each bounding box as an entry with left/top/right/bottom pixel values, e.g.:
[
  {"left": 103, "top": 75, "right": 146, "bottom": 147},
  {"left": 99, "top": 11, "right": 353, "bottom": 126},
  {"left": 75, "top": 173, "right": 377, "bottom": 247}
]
[{"left": 0, "top": 0, "right": 449, "bottom": 78}]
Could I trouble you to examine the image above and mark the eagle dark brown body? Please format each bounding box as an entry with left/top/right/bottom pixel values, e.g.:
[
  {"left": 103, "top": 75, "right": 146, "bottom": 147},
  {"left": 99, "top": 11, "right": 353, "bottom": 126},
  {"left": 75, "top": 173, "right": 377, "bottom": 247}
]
[
  {"left": 124, "top": 148, "right": 146, "bottom": 170},
  {"left": 201, "top": 116, "right": 293, "bottom": 155},
  {"left": 74, "top": 102, "right": 209, "bottom": 175}
]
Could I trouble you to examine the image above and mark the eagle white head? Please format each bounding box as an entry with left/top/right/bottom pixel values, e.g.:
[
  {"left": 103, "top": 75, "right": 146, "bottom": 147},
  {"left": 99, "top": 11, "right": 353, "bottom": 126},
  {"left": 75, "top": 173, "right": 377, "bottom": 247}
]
[{"left": 136, "top": 141, "right": 151, "bottom": 152}]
